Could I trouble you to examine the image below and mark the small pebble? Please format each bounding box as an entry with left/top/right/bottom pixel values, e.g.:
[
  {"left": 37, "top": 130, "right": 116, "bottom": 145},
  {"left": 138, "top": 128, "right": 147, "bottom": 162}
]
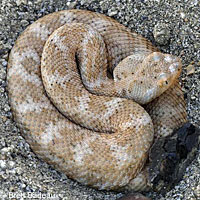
[
  {"left": 16, "top": 0, "right": 28, "bottom": 6},
  {"left": 2, "top": 60, "right": 8, "bottom": 67},
  {"left": 153, "top": 23, "right": 171, "bottom": 45},
  {"left": 194, "top": 185, "right": 200, "bottom": 198},
  {"left": 20, "top": 20, "right": 29, "bottom": 27},
  {"left": 180, "top": 12, "right": 186, "bottom": 19},
  {"left": 186, "top": 64, "right": 195, "bottom": 75},
  {"left": 8, "top": 160, "right": 15, "bottom": 169},
  {"left": 108, "top": 10, "right": 118, "bottom": 16},
  {"left": 67, "top": 1, "right": 77, "bottom": 9},
  {"left": 0, "top": 160, "right": 7, "bottom": 170}
]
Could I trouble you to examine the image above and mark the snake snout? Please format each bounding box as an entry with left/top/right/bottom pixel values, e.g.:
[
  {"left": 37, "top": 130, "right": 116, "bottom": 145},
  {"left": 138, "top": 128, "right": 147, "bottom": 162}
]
[
  {"left": 156, "top": 54, "right": 182, "bottom": 89},
  {"left": 164, "top": 54, "right": 182, "bottom": 74},
  {"left": 169, "top": 62, "right": 181, "bottom": 73}
]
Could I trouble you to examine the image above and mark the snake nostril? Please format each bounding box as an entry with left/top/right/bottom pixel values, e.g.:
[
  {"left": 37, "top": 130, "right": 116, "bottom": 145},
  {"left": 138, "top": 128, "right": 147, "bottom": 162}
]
[{"left": 169, "top": 62, "right": 180, "bottom": 73}]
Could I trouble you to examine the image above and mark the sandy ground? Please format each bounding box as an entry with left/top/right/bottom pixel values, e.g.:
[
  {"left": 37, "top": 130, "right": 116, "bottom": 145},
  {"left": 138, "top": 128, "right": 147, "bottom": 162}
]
[{"left": 0, "top": 0, "right": 199, "bottom": 199}]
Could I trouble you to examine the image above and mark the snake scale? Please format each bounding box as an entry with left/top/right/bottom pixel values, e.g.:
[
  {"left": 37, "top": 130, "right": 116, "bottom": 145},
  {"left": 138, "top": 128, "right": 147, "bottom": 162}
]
[{"left": 7, "top": 9, "right": 187, "bottom": 191}]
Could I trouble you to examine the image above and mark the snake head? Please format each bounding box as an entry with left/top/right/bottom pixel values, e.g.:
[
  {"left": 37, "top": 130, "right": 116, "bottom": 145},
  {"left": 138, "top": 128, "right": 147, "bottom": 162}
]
[
  {"left": 114, "top": 52, "right": 182, "bottom": 104},
  {"left": 150, "top": 52, "right": 182, "bottom": 88}
]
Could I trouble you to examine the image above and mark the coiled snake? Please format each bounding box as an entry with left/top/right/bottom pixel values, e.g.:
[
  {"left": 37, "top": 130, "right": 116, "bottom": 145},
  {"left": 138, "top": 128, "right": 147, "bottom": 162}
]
[{"left": 7, "top": 9, "right": 187, "bottom": 191}]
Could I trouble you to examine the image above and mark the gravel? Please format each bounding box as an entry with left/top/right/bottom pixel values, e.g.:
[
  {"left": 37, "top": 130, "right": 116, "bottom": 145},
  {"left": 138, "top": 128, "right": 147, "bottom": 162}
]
[{"left": 0, "top": 0, "right": 199, "bottom": 199}]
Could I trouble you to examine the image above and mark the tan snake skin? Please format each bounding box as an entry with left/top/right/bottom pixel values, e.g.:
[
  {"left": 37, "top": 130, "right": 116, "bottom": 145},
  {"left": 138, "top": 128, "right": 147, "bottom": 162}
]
[{"left": 7, "top": 9, "right": 187, "bottom": 191}]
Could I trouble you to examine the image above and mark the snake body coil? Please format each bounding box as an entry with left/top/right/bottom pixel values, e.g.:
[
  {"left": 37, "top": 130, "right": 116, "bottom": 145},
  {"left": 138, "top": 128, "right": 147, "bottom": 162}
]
[{"left": 7, "top": 10, "right": 187, "bottom": 191}]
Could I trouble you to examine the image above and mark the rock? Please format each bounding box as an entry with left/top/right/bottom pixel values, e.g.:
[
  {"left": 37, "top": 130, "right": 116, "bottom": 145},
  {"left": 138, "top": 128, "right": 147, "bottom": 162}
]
[
  {"left": 149, "top": 123, "right": 200, "bottom": 193},
  {"left": 153, "top": 23, "right": 170, "bottom": 45},
  {"left": 186, "top": 64, "right": 195, "bottom": 75}
]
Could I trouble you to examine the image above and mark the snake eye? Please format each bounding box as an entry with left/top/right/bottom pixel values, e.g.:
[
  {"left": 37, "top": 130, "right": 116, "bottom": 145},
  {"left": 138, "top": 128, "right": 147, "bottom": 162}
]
[{"left": 164, "top": 80, "right": 169, "bottom": 85}]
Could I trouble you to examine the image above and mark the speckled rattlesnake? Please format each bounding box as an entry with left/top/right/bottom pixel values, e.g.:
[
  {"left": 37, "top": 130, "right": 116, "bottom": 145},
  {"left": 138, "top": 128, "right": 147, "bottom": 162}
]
[{"left": 7, "top": 9, "right": 187, "bottom": 191}]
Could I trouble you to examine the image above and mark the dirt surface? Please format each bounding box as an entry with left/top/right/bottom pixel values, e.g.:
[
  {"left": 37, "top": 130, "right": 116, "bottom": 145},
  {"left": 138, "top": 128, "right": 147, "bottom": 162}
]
[{"left": 0, "top": 0, "right": 199, "bottom": 199}]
